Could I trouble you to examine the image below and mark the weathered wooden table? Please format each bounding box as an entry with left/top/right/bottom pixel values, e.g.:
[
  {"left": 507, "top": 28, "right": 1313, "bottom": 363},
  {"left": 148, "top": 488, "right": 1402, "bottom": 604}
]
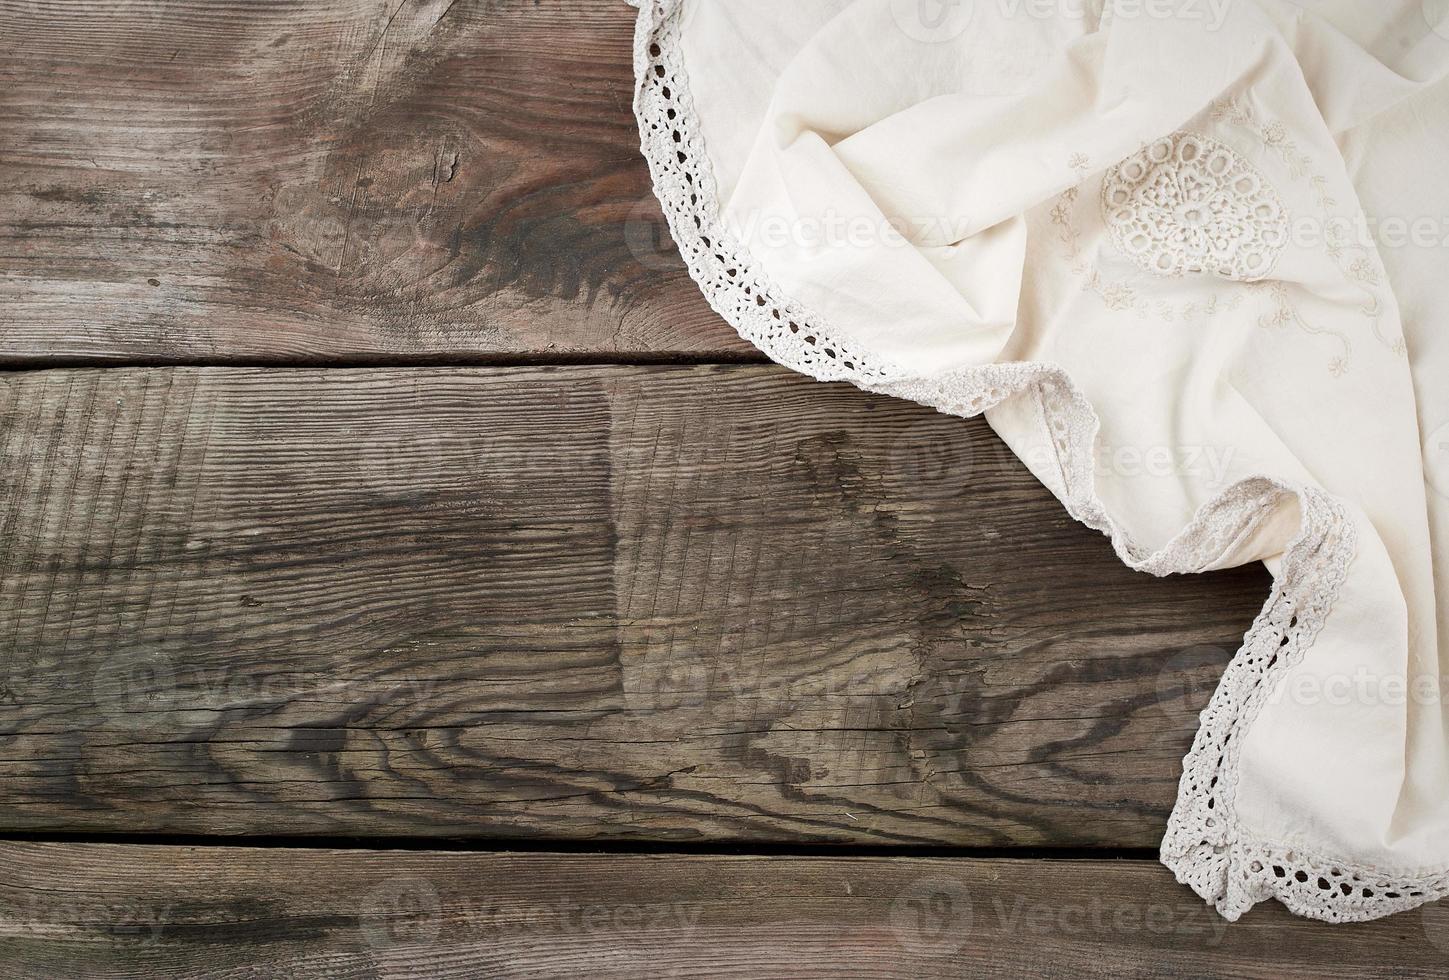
[{"left": 1, "top": 2, "right": 1444, "bottom": 976}]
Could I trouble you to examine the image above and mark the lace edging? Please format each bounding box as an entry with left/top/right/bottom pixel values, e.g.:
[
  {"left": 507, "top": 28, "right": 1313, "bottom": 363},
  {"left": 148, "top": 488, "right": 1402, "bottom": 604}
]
[{"left": 629, "top": 0, "right": 1449, "bottom": 923}]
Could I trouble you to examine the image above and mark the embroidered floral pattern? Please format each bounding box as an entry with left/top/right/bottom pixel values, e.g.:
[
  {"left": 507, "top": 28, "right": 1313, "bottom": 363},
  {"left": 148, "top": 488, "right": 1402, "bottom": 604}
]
[
  {"left": 1051, "top": 154, "right": 1245, "bottom": 325},
  {"left": 1101, "top": 132, "right": 1289, "bottom": 281},
  {"left": 1056, "top": 108, "right": 1394, "bottom": 376},
  {"left": 1212, "top": 97, "right": 1404, "bottom": 361}
]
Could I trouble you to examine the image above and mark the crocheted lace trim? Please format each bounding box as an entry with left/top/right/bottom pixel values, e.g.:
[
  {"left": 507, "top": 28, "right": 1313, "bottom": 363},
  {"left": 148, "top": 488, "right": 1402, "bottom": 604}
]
[
  {"left": 628, "top": 0, "right": 1449, "bottom": 923},
  {"left": 1101, "top": 131, "right": 1289, "bottom": 281}
]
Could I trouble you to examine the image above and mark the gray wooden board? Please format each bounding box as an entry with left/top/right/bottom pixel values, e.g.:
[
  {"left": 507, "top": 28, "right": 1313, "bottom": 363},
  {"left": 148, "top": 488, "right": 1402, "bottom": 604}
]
[
  {"left": 0, "top": 0, "right": 737, "bottom": 364},
  {"left": 2, "top": 843, "right": 1446, "bottom": 978},
  {"left": 0, "top": 365, "right": 1268, "bottom": 845}
]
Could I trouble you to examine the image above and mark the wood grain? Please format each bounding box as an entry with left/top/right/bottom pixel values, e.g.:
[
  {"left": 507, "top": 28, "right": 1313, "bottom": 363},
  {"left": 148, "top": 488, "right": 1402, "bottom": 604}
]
[
  {"left": 0, "top": 0, "right": 738, "bottom": 364},
  {"left": 1, "top": 842, "right": 1445, "bottom": 978},
  {"left": 0, "top": 365, "right": 1269, "bottom": 845}
]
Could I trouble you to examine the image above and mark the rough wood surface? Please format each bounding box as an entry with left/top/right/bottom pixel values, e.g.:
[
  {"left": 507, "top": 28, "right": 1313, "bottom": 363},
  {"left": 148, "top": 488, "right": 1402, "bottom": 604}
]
[
  {"left": 1, "top": 842, "right": 1445, "bottom": 979},
  {"left": 0, "top": 0, "right": 738, "bottom": 364},
  {"left": 0, "top": 365, "right": 1268, "bottom": 844}
]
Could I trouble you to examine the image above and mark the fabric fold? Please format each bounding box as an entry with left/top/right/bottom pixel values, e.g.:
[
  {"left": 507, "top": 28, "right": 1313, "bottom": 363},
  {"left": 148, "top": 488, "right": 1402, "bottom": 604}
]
[{"left": 631, "top": 0, "right": 1449, "bottom": 923}]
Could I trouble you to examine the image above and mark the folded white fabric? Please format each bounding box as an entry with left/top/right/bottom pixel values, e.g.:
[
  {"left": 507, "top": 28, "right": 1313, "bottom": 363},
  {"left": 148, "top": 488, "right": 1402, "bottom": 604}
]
[{"left": 629, "top": 0, "right": 1449, "bottom": 922}]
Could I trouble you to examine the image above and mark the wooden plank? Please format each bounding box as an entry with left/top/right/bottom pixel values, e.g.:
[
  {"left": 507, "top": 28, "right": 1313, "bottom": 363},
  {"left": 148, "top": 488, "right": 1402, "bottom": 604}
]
[
  {"left": 0, "top": 365, "right": 1268, "bottom": 844},
  {"left": 1, "top": 842, "right": 1444, "bottom": 978},
  {"left": 0, "top": 0, "right": 737, "bottom": 364}
]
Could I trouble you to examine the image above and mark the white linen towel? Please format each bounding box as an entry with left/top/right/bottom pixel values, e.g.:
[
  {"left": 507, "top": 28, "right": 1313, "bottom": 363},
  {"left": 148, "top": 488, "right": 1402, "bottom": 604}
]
[{"left": 629, "top": 0, "right": 1449, "bottom": 923}]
